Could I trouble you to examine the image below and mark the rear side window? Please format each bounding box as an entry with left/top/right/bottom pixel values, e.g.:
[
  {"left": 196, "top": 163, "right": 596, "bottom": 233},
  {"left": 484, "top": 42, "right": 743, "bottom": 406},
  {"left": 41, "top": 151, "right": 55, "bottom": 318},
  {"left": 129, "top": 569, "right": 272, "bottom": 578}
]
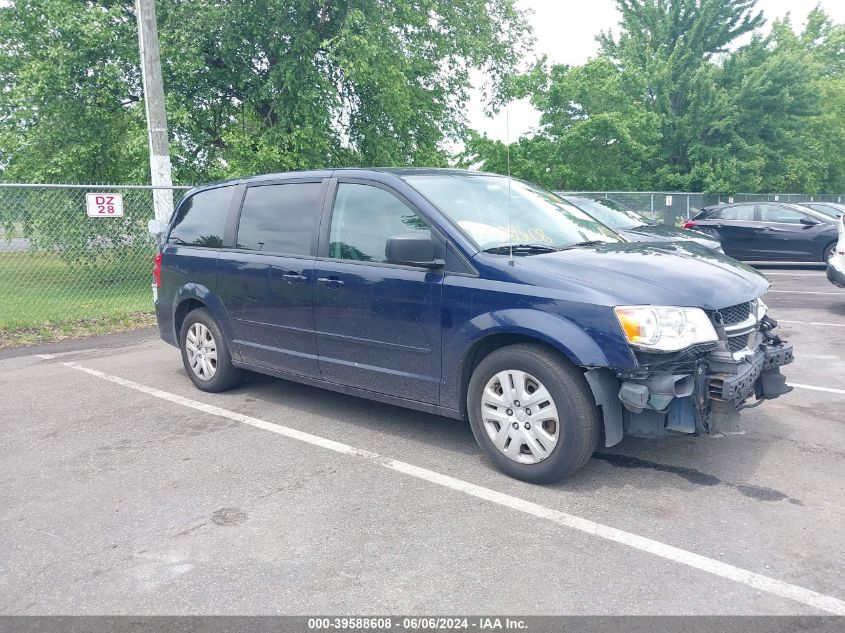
[
  {"left": 718, "top": 205, "right": 755, "bottom": 221},
  {"left": 328, "top": 183, "right": 429, "bottom": 263},
  {"left": 169, "top": 186, "right": 234, "bottom": 247},
  {"left": 236, "top": 183, "right": 323, "bottom": 255}
]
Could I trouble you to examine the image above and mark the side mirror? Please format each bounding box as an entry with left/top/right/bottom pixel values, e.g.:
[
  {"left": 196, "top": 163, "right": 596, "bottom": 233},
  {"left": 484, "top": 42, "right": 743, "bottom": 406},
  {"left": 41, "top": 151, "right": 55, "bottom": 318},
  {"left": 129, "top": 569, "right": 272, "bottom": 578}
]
[
  {"left": 385, "top": 232, "right": 444, "bottom": 268},
  {"left": 799, "top": 217, "right": 820, "bottom": 227}
]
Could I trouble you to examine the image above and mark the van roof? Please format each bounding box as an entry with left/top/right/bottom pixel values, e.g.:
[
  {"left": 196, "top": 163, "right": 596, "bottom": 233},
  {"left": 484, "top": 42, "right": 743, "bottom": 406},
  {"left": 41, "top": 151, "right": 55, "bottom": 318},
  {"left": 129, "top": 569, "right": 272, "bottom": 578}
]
[{"left": 183, "top": 167, "right": 502, "bottom": 196}]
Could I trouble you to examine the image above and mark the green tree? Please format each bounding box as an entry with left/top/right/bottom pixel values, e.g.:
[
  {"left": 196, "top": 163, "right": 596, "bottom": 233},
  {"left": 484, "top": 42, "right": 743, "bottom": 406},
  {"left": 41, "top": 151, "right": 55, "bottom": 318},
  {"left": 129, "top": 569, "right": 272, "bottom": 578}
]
[
  {"left": 0, "top": 0, "right": 531, "bottom": 269},
  {"left": 461, "top": 57, "right": 660, "bottom": 191},
  {"left": 801, "top": 8, "right": 845, "bottom": 192},
  {"left": 467, "top": 1, "right": 845, "bottom": 196},
  {"left": 598, "top": 0, "right": 764, "bottom": 188},
  {"left": 682, "top": 19, "right": 824, "bottom": 193},
  {"left": 0, "top": 1, "right": 149, "bottom": 183},
  {"left": 0, "top": 0, "right": 532, "bottom": 184}
]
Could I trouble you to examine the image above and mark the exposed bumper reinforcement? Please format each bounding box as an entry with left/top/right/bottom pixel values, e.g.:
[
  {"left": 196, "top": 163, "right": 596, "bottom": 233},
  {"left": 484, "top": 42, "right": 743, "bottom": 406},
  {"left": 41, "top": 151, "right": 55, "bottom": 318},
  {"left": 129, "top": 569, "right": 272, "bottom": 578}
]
[
  {"left": 594, "top": 338, "right": 794, "bottom": 443},
  {"left": 709, "top": 342, "right": 793, "bottom": 403}
]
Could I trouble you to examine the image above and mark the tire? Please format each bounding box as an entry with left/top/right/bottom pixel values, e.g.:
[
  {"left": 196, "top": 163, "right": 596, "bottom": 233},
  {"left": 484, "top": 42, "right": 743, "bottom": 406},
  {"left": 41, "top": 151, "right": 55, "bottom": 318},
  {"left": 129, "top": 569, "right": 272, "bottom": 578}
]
[
  {"left": 823, "top": 242, "right": 836, "bottom": 262},
  {"left": 467, "top": 343, "right": 600, "bottom": 483},
  {"left": 179, "top": 307, "right": 242, "bottom": 392}
]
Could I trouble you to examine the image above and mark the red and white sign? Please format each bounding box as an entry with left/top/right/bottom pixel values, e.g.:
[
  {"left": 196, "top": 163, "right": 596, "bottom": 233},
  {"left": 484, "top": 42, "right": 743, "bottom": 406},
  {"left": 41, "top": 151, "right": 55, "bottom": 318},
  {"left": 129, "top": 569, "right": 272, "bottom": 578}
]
[{"left": 86, "top": 193, "right": 124, "bottom": 217}]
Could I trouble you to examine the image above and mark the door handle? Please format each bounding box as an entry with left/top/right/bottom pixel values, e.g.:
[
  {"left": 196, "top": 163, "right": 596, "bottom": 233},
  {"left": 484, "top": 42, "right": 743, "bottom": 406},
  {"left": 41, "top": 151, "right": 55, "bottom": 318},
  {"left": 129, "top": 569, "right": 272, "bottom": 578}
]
[
  {"left": 317, "top": 276, "right": 344, "bottom": 289},
  {"left": 282, "top": 272, "right": 307, "bottom": 284}
]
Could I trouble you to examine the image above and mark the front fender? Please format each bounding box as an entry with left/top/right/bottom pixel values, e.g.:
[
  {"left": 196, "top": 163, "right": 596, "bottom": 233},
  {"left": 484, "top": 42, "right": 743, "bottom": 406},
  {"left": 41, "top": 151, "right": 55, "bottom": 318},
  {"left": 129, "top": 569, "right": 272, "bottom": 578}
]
[
  {"left": 442, "top": 308, "right": 637, "bottom": 413},
  {"left": 463, "top": 308, "right": 617, "bottom": 368}
]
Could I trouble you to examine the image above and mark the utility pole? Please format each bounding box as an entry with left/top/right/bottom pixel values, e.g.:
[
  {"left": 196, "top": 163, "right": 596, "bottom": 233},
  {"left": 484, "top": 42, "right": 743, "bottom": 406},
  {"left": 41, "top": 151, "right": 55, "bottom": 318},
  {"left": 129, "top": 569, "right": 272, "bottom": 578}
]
[{"left": 136, "top": 0, "right": 174, "bottom": 224}]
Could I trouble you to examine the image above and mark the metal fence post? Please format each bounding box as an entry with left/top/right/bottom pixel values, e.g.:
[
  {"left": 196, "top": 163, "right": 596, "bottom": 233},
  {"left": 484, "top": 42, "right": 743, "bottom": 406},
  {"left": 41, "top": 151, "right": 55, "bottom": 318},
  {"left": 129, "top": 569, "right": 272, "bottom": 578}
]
[{"left": 136, "top": 0, "right": 175, "bottom": 224}]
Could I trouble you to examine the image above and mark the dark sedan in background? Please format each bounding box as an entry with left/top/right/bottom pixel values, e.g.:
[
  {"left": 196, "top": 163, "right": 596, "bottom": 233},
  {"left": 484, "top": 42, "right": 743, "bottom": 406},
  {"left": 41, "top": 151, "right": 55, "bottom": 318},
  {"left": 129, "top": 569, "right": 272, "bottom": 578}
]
[
  {"left": 562, "top": 195, "right": 723, "bottom": 251},
  {"left": 684, "top": 201, "right": 838, "bottom": 262}
]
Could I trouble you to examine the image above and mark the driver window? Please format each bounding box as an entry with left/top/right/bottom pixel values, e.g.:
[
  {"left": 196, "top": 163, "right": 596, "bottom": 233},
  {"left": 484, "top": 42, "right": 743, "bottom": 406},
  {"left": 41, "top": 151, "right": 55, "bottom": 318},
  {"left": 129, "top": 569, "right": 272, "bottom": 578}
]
[
  {"left": 329, "top": 183, "right": 429, "bottom": 262},
  {"left": 759, "top": 205, "right": 806, "bottom": 224}
]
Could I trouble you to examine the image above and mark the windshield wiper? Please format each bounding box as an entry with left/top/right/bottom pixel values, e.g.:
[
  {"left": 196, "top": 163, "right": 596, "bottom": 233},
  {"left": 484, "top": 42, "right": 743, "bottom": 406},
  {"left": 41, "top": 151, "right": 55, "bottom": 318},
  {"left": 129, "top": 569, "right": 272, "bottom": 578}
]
[
  {"left": 562, "top": 240, "right": 612, "bottom": 249},
  {"left": 482, "top": 243, "right": 562, "bottom": 255}
]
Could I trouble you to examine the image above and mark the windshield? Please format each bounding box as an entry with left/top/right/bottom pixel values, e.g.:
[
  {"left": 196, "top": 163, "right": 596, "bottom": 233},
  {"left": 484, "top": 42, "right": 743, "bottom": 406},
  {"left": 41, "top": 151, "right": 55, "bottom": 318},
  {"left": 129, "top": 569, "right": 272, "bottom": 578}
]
[
  {"left": 563, "top": 197, "right": 646, "bottom": 230},
  {"left": 403, "top": 174, "right": 620, "bottom": 251},
  {"left": 803, "top": 203, "right": 845, "bottom": 218},
  {"left": 790, "top": 204, "right": 836, "bottom": 223}
]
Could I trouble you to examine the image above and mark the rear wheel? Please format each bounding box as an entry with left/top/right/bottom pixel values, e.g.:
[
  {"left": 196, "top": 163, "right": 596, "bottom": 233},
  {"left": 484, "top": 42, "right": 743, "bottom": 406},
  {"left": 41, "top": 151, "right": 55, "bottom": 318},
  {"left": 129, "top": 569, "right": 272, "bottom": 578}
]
[
  {"left": 467, "top": 343, "right": 600, "bottom": 483},
  {"left": 179, "top": 307, "right": 242, "bottom": 392}
]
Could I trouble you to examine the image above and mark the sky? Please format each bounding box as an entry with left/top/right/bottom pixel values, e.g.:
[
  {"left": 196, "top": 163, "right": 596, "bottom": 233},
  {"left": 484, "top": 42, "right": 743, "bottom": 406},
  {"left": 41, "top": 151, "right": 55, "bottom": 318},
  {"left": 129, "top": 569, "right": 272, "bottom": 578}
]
[{"left": 468, "top": 0, "right": 845, "bottom": 142}]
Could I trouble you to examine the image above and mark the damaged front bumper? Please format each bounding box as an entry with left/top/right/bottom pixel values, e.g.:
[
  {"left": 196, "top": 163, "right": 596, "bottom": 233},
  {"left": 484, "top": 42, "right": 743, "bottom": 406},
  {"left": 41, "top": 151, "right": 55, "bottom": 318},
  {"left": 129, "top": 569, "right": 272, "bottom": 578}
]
[{"left": 586, "top": 315, "right": 794, "bottom": 446}]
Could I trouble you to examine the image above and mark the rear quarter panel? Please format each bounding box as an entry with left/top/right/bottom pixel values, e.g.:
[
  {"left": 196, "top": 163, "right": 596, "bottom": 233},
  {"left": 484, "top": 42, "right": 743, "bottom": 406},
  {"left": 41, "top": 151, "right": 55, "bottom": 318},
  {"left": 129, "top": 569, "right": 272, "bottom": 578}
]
[{"left": 156, "top": 245, "right": 229, "bottom": 347}]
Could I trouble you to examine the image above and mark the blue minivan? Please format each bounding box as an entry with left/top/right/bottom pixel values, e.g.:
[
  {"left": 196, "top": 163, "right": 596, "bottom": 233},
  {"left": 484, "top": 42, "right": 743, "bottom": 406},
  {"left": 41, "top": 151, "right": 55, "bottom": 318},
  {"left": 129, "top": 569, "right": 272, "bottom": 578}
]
[{"left": 154, "top": 169, "right": 794, "bottom": 482}]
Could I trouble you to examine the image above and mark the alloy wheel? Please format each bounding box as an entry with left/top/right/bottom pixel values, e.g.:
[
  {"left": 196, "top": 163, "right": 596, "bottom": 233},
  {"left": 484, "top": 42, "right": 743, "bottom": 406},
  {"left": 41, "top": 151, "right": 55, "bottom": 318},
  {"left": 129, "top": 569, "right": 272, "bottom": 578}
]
[{"left": 185, "top": 322, "right": 218, "bottom": 381}]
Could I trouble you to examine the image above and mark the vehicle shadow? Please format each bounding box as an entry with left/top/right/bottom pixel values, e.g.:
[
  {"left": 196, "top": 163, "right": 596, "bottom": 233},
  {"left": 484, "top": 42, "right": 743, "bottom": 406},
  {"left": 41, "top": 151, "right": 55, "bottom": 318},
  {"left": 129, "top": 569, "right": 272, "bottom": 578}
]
[
  {"left": 185, "top": 366, "right": 804, "bottom": 501},
  {"left": 213, "top": 369, "right": 480, "bottom": 456},
  {"left": 558, "top": 423, "right": 801, "bottom": 503},
  {"left": 826, "top": 302, "right": 845, "bottom": 318}
]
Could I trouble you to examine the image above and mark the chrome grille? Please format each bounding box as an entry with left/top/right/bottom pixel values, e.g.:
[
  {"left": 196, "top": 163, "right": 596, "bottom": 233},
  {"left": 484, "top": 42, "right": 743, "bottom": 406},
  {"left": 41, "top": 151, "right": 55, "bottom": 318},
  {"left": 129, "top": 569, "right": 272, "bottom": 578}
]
[
  {"left": 727, "top": 335, "right": 751, "bottom": 353},
  {"left": 718, "top": 301, "right": 753, "bottom": 326},
  {"left": 685, "top": 342, "right": 719, "bottom": 357}
]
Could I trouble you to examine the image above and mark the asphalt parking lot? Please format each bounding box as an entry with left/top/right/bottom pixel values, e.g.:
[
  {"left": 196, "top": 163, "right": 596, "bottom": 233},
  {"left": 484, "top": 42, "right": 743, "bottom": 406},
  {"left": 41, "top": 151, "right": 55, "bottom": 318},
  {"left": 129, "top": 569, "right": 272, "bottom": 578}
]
[{"left": 0, "top": 266, "right": 843, "bottom": 615}]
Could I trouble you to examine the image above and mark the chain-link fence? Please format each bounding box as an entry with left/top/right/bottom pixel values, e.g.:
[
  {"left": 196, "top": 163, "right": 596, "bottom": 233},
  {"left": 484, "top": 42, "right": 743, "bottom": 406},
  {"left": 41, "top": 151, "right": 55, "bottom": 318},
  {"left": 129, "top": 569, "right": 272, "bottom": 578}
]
[
  {"left": 3, "top": 182, "right": 843, "bottom": 341},
  {"left": 0, "top": 184, "right": 189, "bottom": 338},
  {"left": 557, "top": 191, "right": 845, "bottom": 224}
]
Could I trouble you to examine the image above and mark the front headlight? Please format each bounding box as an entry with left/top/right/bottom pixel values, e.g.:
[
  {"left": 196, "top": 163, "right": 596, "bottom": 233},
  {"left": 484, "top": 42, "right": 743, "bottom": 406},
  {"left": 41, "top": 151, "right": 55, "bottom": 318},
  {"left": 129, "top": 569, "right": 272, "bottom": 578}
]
[{"left": 614, "top": 306, "right": 718, "bottom": 352}]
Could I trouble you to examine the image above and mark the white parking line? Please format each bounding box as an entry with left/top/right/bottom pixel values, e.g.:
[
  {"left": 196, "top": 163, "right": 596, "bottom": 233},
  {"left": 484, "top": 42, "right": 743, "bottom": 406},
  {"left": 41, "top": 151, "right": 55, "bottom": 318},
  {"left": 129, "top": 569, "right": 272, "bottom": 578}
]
[
  {"left": 779, "top": 320, "right": 845, "bottom": 328},
  {"left": 768, "top": 290, "right": 841, "bottom": 295},
  {"left": 763, "top": 272, "right": 825, "bottom": 276},
  {"left": 58, "top": 359, "right": 845, "bottom": 615},
  {"left": 790, "top": 383, "right": 845, "bottom": 396}
]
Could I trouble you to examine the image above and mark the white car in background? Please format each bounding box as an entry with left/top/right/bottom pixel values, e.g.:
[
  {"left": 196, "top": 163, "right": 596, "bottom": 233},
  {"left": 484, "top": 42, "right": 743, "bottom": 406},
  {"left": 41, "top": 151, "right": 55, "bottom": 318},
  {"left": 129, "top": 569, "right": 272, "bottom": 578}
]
[{"left": 828, "top": 212, "right": 845, "bottom": 288}]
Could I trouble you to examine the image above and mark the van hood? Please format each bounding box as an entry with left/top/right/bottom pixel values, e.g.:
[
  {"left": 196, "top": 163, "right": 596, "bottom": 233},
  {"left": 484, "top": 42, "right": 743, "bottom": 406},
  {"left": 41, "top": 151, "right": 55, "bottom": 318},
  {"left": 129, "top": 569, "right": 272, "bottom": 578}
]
[
  {"left": 620, "top": 224, "right": 721, "bottom": 250},
  {"left": 511, "top": 241, "right": 769, "bottom": 310}
]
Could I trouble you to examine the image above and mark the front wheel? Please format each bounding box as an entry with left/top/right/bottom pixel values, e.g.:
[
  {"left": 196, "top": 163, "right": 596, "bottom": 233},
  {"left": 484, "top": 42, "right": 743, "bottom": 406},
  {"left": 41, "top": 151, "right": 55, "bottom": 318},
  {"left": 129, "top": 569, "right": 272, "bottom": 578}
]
[
  {"left": 179, "top": 307, "right": 242, "bottom": 392},
  {"left": 467, "top": 343, "right": 600, "bottom": 483},
  {"left": 823, "top": 242, "right": 836, "bottom": 262}
]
